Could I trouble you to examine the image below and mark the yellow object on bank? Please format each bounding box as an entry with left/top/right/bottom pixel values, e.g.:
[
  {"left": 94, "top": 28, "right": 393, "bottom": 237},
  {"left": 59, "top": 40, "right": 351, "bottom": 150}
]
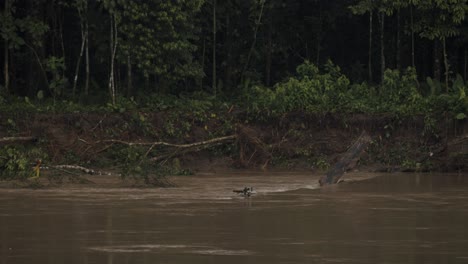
[{"left": 31, "top": 159, "right": 41, "bottom": 178}]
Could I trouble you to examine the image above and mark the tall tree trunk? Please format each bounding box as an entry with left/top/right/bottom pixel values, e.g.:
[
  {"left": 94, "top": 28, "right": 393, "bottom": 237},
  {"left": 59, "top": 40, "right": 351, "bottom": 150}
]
[
  {"left": 241, "top": 0, "right": 266, "bottom": 84},
  {"left": 464, "top": 48, "right": 467, "bottom": 81},
  {"left": 200, "top": 37, "right": 205, "bottom": 91},
  {"left": 410, "top": 5, "right": 415, "bottom": 68},
  {"left": 51, "top": 4, "right": 57, "bottom": 57},
  {"left": 126, "top": 55, "right": 132, "bottom": 96},
  {"left": 212, "top": 0, "right": 216, "bottom": 97},
  {"left": 59, "top": 8, "right": 66, "bottom": 69},
  {"left": 316, "top": 2, "right": 322, "bottom": 66},
  {"left": 72, "top": 8, "right": 86, "bottom": 98},
  {"left": 108, "top": 14, "right": 118, "bottom": 105},
  {"left": 109, "top": 15, "right": 113, "bottom": 102},
  {"left": 433, "top": 40, "right": 441, "bottom": 82},
  {"left": 380, "top": 12, "right": 385, "bottom": 84},
  {"left": 396, "top": 8, "right": 401, "bottom": 71},
  {"left": 224, "top": 14, "right": 233, "bottom": 90},
  {"left": 265, "top": 15, "right": 273, "bottom": 87},
  {"left": 3, "top": 0, "right": 10, "bottom": 94},
  {"left": 85, "top": 17, "right": 89, "bottom": 96},
  {"left": 316, "top": 33, "right": 321, "bottom": 66},
  {"left": 144, "top": 73, "right": 149, "bottom": 90},
  {"left": 58, "top": 5, "right": 67, "bottom": 87},
  {"left": 368, "top": 10, "right": 373, "bottom": 82},
  {"left": 442, "top": 37, "right": 449, "bottom": 93},
  {"left": 4, "top": 37, "right": 9, "bottom": 95},
  {"left": 25, "top": 43, "right": 49, "bottom": 90}
]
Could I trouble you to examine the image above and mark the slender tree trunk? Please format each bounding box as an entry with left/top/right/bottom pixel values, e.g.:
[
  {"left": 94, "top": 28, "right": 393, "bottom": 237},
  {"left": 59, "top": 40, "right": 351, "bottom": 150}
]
[
  {"left": 59, "top": 9, "right": 66, "bottom": 69},
  {"left": 126, "top": 55, "right": 132, "bottom": 96},
  {"left": 73, "top": 9, "right": 86, "bottom": 98},
  {"left": 117, "top": 61, "right": 121, "bottom": 94},
  {"left": 51, "top": 4, "right": 57, "bottom": 56},
  {"left": 224, "top": 14, "right": 233, "bottom": 91},
  {"left": 442, "top": 37, "right": 449, "bottom": 93},
  {"left": 144, "top": 73, "right": 149, "bottom": 90},
  {"left": 109, "top": 16, "right": 113, "bottom": 101},
  {"left": 433, "top": 40, "right": 441, "bottom": 82},
  {"left": 316, "top": 34, "right": 321, "bottom": 66},
  {"left": 85, "top": 17, "right": 89, "bottom": 96},
  {"left": 241, "top": 0, "right": 266, "bottom": 83},
  {"left": 108, "top": 14, "right": 118, "bottom": 105},
  {"left": 265, "top": 15, "right": 273, "bottom": 87},
  {"left": 25, "top": 43, "right": 49, "bottom": 89},
  {"left": 316, "top": 2, "right": 322, "bottom": 66},
  {"left": 380, "top": 12, "right": 385, "bottom": 84},
  {"left": 3, "top": 0, "right": 10, "bottom": 94},
  {"left": 464, "top": 48, "right": 467, "bottom": 81},
  {"left": 4, "top": 37, "right": 9, "bottom": 95},
  {"left": 58, "top": 6, "right": 67, "bottom": 88},
  {"left": 396, "top": 8, "right": 401, "bottom": 71},
  {"left": 200, "top": 37, "right": 205, "bottom": 91},
  {"left": 368, "top": 10, "right": 373, "bottom": 82},
  {"left": 410, "top": 5, "right": 415, "bottom": 68},
  {"left": 212, "top": 0, "right": 216, "bottom": 97},
  {"left": 72, "top": 38, "right": 85, "bottom": 98}
]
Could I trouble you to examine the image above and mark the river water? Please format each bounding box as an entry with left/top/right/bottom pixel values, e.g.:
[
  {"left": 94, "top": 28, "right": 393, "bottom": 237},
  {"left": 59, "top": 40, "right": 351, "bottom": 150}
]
[{"left": 1, "top": 171, "right": 468, "bottom": 264}]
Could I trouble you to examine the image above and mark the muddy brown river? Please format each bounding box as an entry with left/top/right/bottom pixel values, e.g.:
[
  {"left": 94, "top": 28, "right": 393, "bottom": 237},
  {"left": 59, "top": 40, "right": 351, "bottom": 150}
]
[{"left": 1, "top": 171, "right": 468, "bottom": 264}]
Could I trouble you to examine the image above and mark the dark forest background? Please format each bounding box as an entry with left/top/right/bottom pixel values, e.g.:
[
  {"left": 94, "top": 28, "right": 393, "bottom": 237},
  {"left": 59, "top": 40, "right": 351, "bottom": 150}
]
[
  {"left": 1, "top": 0, "right": 468, "bottom": 179},
  {"left": 1, "top": 0, "right": 468, "bottom": 116}
]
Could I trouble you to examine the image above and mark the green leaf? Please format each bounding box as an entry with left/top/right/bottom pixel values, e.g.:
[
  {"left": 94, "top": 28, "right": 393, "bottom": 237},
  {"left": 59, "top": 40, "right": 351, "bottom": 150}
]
[
  {"left": 37, "top": 90, "right": 44, "bottom": 100},
  {"left": 455, "top": 113, "right": 466, "bottom": 120}
]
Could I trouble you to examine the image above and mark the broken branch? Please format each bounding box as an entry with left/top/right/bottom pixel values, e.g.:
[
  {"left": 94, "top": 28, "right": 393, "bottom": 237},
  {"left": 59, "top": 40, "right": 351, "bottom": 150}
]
[{"left": 99, "top": 135, "right": 237, "bottom": 148}]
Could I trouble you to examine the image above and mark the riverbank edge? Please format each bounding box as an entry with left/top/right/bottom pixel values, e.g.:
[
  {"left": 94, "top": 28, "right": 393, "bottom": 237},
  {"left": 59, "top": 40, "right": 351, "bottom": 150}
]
[{"left": 0, "top": 112, "right": 467, "bottom": 186}]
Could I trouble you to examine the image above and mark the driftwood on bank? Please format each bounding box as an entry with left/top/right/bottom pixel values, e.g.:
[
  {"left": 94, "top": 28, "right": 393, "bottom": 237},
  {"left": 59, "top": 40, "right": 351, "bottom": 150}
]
[
  {"left": 49, "top": 165, "right": 106, "bottom": 175},
  {"left": 319, "top": 131, "right": 372, "bottom": 186},
  {"left": 79, "top": 126, "right": 273, "bottom": 167},
  {"left": 78, "top": 135, "right": 238, "bottom": 163},
  {"left": 0, "top": 136, "right": 37, "bottom": 144},
  {"left": 40, "top": 164, "right": 117, "bottom": 176},
  {"left": 97, "top": 135, "right": 237, "bottom": 148}
]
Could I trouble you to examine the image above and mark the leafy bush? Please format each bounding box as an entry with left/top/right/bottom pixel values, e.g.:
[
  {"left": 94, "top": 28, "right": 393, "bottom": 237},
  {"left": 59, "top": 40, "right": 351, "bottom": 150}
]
[
  {"left": 378, "top": 67, "right": 424, "bottom": 114},
  {"left": 242, "top": 61, "right": 466, "bottom": 119},
  {"left": 0, "top": 60, "right": 464, "bottom": 123},
  {"left": 0, "top": 147, "right": 29, "bottom": 179},
  {"left": 243, "top": 60, "right": 354, "bottom": 116},
  {"left": 0, "top": 146, "right": 48, "bottom": 180},
  {"left": 426, "top": 74, "right": 468, "bottom": 119}
]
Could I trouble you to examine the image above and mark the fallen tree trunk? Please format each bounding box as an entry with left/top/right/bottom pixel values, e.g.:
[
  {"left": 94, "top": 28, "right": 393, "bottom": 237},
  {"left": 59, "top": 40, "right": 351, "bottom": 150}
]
[
  {"left": 0, "top": 136, "right": 37, "bottom": 144},
  {"left": 78, "top": 135, "right": 238, "bottom": 164},
  {"left": 319, "top": 131, "right": 371, "bottom": 186},
  {"left": 49, "top": 165, "right": 106, "bottom": 175},
  {"left": 98, "top": 135, "right": 236, "bottom": 148},
  {"left": 41, "top": 164, "right": 117, "bottom": 176},
  {"left": 148, "top": 135, "right": 237, "bottom": 162}
]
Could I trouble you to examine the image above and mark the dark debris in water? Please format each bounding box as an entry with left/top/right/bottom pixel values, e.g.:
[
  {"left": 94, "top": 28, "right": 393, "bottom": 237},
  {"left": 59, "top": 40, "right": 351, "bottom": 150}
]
[{"left": 233, "top": 187, "right": 255, "bottom": 197}]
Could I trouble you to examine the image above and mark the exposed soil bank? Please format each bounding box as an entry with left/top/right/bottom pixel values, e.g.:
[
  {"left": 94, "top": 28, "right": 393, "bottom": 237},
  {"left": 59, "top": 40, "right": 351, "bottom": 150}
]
[{"left": 0, "top": 112, "right": 467, "bottom": 177}]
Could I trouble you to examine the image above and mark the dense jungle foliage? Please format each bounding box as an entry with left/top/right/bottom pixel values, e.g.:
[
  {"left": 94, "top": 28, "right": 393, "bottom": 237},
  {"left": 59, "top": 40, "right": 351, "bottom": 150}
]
[
  {"left": 0, "top": 0, "right": 467, "bottom": 118},
  {"left": 1, "top": 1, "right": 468, "bottom": 183}
]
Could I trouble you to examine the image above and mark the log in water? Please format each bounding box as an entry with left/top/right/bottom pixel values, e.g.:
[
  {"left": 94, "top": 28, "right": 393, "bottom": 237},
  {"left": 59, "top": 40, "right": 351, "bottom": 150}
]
[{"left": 319, "top": 131, "right": 372, "bottom": 186}]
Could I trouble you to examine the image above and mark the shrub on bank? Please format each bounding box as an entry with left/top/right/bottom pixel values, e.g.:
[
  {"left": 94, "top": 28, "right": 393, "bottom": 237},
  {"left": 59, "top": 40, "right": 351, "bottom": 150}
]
[{"left": 242, "top": 61, "right": 466, "bottom": 120}]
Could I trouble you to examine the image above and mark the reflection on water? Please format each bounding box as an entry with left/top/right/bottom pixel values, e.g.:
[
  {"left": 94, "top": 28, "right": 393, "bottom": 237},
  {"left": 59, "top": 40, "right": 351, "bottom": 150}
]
[{"left": 1, "top": 172, "right": 468, "bottom": 264}]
